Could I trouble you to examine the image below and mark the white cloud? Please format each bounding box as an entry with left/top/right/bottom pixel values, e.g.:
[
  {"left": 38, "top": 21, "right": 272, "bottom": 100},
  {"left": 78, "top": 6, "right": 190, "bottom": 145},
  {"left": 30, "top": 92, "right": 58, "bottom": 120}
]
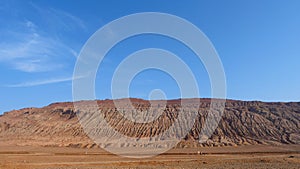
[
  {"left": 0, "top": 2, "right": 86, "bottom": 73},
  {"left": 0, "top": 20, "right": 77, "bottom": 72},
  {"left": 49, "top": 8, "right": 87, "bottom": 31},
  {"left": 14, "top": 60, "right": 44, "bottom": 73},
  {"left": 25, "top": 20, "right": 37, "bottom": 32},
  {"left": 30, "top": 2, "right": 87, "bottom": 32},
  {"left": 5, "top": 75, "right": 85, "bottom": 87}
]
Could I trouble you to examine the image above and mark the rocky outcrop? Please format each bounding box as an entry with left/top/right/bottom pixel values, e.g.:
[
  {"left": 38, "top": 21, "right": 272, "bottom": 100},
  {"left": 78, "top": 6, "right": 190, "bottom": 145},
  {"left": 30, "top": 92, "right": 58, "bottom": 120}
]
[{"left": 0, "top": 99, "right": 299, "bottom": 148}]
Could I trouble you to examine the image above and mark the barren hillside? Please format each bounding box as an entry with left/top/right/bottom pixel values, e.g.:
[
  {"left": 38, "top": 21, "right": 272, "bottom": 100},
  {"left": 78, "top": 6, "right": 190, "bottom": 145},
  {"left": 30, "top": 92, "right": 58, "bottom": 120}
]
[{"left": 0, "top": 99, "right": 299, "bottom": 148}]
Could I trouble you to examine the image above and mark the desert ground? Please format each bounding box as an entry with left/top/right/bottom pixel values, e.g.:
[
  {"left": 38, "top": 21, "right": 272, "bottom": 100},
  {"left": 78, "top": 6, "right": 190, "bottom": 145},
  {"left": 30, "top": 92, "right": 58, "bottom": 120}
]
[{"left": 0, "top": 145, "right": 299, "bottom": 169}]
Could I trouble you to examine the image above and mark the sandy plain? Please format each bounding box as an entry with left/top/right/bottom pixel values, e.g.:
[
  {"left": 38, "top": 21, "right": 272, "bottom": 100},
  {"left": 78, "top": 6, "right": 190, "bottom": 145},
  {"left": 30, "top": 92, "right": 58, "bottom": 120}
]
[{"left": 0, "top": 144, "right": 299, "bottom": 169}]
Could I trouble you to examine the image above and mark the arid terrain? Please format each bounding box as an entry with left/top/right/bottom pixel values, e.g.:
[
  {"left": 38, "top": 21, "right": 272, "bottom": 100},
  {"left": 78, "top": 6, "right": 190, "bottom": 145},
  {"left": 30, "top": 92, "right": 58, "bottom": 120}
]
[
  {"left": 0, "top": 145, "right": 299, "bottom": 169},
  {"left": 0, "top": 98, "right": 299, "bottom": 168}
]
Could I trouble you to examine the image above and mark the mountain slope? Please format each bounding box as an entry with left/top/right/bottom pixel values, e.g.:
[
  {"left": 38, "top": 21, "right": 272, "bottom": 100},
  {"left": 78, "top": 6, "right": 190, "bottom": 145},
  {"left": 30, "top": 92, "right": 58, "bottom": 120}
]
[{"left": 0, "top": 99, "right": 299, "bottom": 148}]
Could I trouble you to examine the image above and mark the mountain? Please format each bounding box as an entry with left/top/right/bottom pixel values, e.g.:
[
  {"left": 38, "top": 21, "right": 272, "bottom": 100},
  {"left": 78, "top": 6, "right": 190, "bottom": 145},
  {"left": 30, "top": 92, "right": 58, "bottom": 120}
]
[{"left": 0, "top": 98, "right": 299, "bottom": 148}]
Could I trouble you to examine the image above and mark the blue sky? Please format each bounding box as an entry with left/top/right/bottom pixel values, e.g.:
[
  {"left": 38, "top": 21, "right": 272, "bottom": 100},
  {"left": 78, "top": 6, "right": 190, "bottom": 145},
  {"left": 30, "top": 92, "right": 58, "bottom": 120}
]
[{"left": 0, "top": 0, "right": 300, "bottom": 113}]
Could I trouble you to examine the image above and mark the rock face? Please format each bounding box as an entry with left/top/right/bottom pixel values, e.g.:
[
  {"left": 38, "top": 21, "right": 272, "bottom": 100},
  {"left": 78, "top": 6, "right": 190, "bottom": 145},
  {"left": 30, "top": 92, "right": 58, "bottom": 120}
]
[{"left": 0, "top": 98, "right": 299, "bottom": 148}]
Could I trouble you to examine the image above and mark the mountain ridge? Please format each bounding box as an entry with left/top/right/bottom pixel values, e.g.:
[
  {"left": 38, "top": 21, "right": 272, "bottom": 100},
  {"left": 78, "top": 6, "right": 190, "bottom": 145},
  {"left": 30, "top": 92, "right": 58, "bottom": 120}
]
[{"left": 0, "top": 98, "right": 299, "bottom": 148}]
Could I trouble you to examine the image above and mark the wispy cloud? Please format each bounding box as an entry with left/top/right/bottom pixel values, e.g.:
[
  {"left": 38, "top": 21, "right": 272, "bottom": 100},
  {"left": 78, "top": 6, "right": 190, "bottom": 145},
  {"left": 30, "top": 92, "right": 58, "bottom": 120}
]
[
  {"left": 5, "top": 75, "right": 85, "bottom": 88},
  {"left": 0, "top": 2, "right": 85, "bottom": 73},
  {"left": 49, "top": 7, "right": 87, "bottom": 31},
  {"left": 0, "top": 27, "right": 74, "bottom": 72},
  {"left": 30, "top": 2, "right": 87, "bottom": 32}
]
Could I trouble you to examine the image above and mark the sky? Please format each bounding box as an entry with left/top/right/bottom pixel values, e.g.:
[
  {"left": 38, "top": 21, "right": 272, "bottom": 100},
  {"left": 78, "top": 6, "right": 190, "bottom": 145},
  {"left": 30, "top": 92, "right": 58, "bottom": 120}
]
[{"left": 0, "top": 0, "right": 300, "bottom": 113}]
